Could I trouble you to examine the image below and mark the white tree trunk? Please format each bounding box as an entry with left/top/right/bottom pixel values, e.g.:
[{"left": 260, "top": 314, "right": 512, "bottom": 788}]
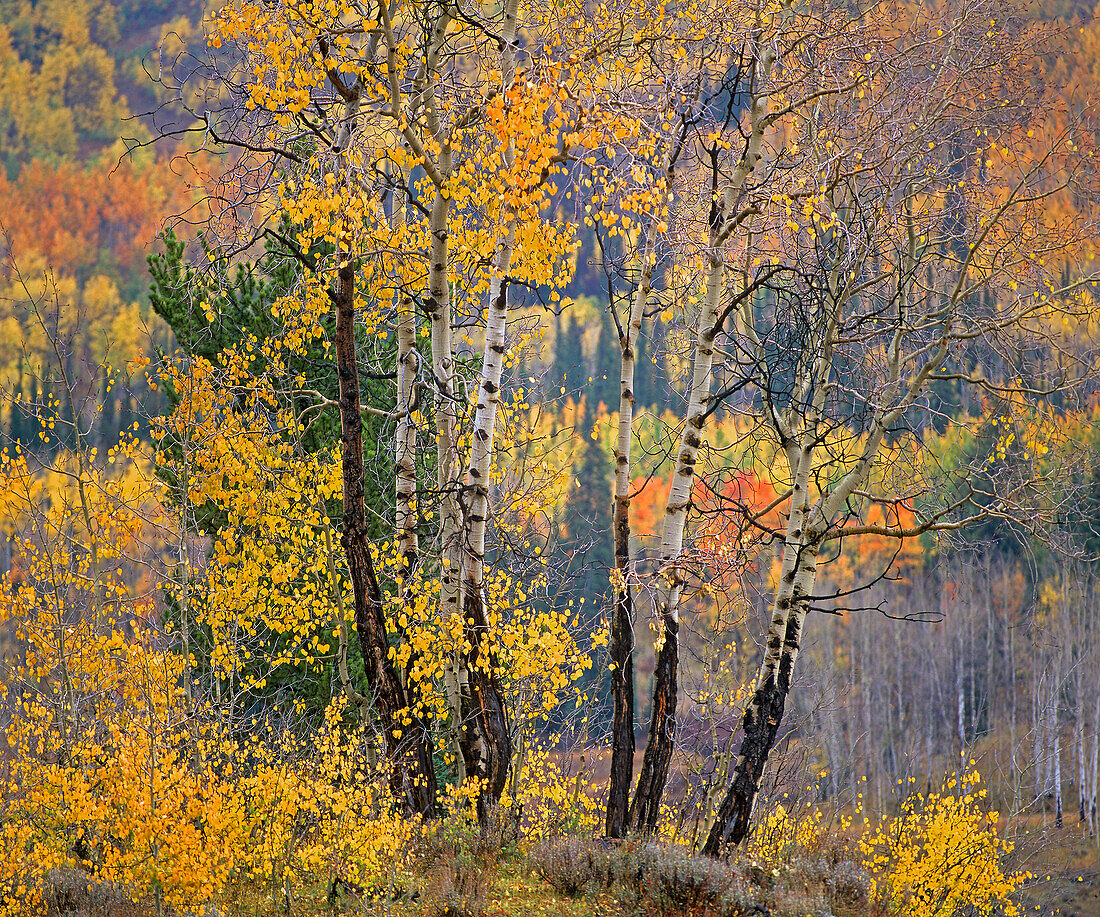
[
  {"left": 424, "top": 162, "right": 467, "bottom": 785},
  {"left": 462, "top": 225, "right": 516, "bottom": 586},
  {"left": 631, "top": 40, "right": 774, "bottom": 832},
  {"left": 456, "top": 0, "right": 521, "bottom": 812},
  {"left": 628, "top": 243, "right": 726, "bottom": 832},
  {"left": 1086, "top": 694, "right": 1095, "bottom": 831},
  {"left": 606, "top": 223, "right": 656, "bottom": 837},
  {"left": 394, "top": 168, "right": 419, "bottom": 581}
]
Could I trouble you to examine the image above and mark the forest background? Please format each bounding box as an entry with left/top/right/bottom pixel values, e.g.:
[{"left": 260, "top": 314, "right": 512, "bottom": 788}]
[{"left": 4, "top": 0, "right": 1100, "bottom": 915}]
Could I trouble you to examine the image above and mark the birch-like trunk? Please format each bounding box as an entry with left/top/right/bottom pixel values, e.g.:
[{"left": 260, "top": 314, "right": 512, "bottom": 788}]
[
  {"left": 605, "top": 231, "right": 655, "bottom": 838},
  {"left": 457, "top": 0, "right": 521, "bottom": 814},
  {"left": 376, "top": 0, "right": 463, "bottom": 786},
  {"left": 321, "top": 77, "right": 437, "bottom": 814},
  {"left": 704, "top": 214, "right": 949, "bottom": 851},
  {"left": 423, "top": 150, "right": 468, "bottom": 785},
  {"left": 629, "top": 37, "right": 776, "bottom": 830},
  {"left": 1091, "top": 694, "right": 1098, "bottom": 834},
  {"left": 460, "top": 222, "right": 517, "bottom": 815},
  {"left": 627, "top": 243, "right": 725, "bottom": 832},
  {"left": 1034, "top": 675, "right": 1045, "bottom": 810},
  {"left": 394, "top": 171, "right": 419, "bottom": 581},
  {"left": 703, "top": 438, "right": 821, "bottom": 852},
  {"left": 1051, "top": 689, "right": 1063, "bottom": 827},
  {"left": 957, "top": 668, "right": 967, "bottom": 758},
  {"left": 1079, "top": 717, "right": 1087, "bottom": 826},
  {"left": 1078, "top": 681, "right": 1086, "bottom": 824}
]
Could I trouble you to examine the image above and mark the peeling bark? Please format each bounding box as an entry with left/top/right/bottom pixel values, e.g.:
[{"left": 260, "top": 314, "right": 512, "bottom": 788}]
[
  {"left": 629, "top": 247, "right": 725, "bottom": 832},
  {"left": 455, "top": 0, "right": 522, "bottom": 817},
  {"left": 423, "top": 148, "right": 468, "bottom": 786},
  {"left": 628, "top": 35, "right": 774, "bottom": 831},
  {"left": 460, "top": 222, "right": 517, "bottom": 816}
]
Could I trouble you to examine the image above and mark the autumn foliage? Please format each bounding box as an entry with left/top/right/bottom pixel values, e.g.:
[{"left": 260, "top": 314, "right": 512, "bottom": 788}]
[{"left": 6, "top": 0, "right": 1100, "bottom": 912}]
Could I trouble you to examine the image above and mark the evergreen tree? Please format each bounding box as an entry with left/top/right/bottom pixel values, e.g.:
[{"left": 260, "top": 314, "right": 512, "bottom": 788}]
[
  {"left": 591, "top": 307, "right": 620, "bottom": 412},
  {"left": 147, "top": 227, "right": 403, "bottom": 719},
  {"left": 26, "top": 378, "right": 47, "bottom": 452},
  {"left": 556, "top": 427, "right": 616, "bottom": 728},
  {"left": 554, "top": 314, "right": 586, "bottom": 403},
  {"left": 634, "top": 318, "right": 669, "bottom": 411}
]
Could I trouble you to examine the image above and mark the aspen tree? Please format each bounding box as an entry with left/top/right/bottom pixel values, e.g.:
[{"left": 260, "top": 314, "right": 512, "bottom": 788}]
[
  {"left": 605, "top": 218, "right": 656, "bottom": 838},
  {"left": 703, "top": 0, "right": 1100, "bottom": 850},
  {"left": 603, "top": 154, "right": 679, "bottom": 837},
  {"left": 579, "top": 0, "right": 879, "bottom": 832},
  {"left": 455, "top": 0, "right": 521, "bottom": 812},
  {"left": 201, "top": 0, "right": 605, "bottom": 817},
  {"left": 206, "top": 0, "right": 451, "bottom": 816},
  {"left": 623, "top": 0, "right": 853, "bottom": 831}
]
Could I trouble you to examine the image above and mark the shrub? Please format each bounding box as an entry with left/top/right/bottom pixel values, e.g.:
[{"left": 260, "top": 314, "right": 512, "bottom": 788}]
[
  {"left": 501, "top": 744, "right": 603, "bottom": 843},
  {"left": 623, "top": 844, "right": 741, "bottom": 917},
  {"left": 817, "top": 857, "right": 877, "bottom": 913},
  {"left": 774, "top": 855, "right": 878, "bottom": 917},
  {"left": 414, "top": 820, "right": 502, "bottom": 917},
  {"left": 238, "top": 717, "right": 416, "bottom": 903},
  {"left": 41, "top": 868, "right": 140, "bottom": 917},
  {"left": 530, "top": 836, "right": 599, "bottom": 898},
  {"left": 860, "top": 769, "right": 1029, "bottom": 917}
]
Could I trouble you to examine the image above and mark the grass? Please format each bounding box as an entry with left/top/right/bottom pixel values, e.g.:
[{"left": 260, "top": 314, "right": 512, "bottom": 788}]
[{"left": 205, "top": 858, "right": 616, "bottom": 917}]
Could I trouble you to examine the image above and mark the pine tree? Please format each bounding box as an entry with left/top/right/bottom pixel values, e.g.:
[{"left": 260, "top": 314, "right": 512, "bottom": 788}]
[
  {"left": 147, "top": 226, "right": 404, "bottom": 718},
  {"left": 556, "top": 426, "right": 615, "bottom": 727},
  {"left": 554, "top": 314, "right": 586, "bottom": 404},
  {"left": 26, "top": 378, "right": 47, "bottom": 452},
  {"left": 592, "top": 308, "right": 620, "bottom": 411},
  {"left": 634, "top": 319, "right": 669, "bottom": 411}
]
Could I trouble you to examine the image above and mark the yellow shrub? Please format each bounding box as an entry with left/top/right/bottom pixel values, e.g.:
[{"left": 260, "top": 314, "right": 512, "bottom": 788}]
[
  {"left": 237, "top": 709, "right": 416, "bottom": 900},
  {"left": 860, "top": 769, "right": 1028, "bottom": 917},
  {"left": 745, "top": 802, "right": 825, "bottom": 870},
  {"left": 0, "top": 631, "right": 249, "bottom": 916},
  {"left": 500, "top": 742, "right": 602, "bottom": 844}
]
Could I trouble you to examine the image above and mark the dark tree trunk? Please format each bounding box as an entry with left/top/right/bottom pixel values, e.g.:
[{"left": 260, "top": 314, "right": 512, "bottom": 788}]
[
  {"left": 458, "top": 582, "right": 512, "bottom": 821},
  {"left": 702, "top": 621, "right": 800, "bottom": 854},
  {"left": 606, "top": 492, "right": 635, "bottom": 838},
  {"left": 333, "top": 258, "right": 438, "bottom": 818},
  {"left": 628, "top": 613, "right": 678, "bottom": 833}
]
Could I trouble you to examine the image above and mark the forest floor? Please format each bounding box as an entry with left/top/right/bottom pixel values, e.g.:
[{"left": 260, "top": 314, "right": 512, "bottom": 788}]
[
  {"left": 218, "top": 825, "right": 1100, "bottom": 917},
  {"left": 1017, "top": 824, "right": 1100, "bottom": 917},
  {"left": 41, "top": 810, "right": 1100, "bottom": 917}
]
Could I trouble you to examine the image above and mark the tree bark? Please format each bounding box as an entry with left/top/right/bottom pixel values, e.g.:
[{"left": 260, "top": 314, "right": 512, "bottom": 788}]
[
  {"left": 334, "top": 255, "right": 437, "bottom": 818},
  {"left": 422, "top": 147, "right": 468, "bottom": 787},
  {"left": 703, "top": 217, "right": 950, "bottom": 850},
  {"left": 626, "top": 32, "right": 775, "bottom": 832},
  {"left": 702, "top": 490, "right": 821, "bottom": 853},
  {"left": 394, "top": 172, "right": 420, "bottom": 583},
  {"left": 455, "top": 0, "right": 521, "bottom": 817},
  {"left": 460, "top": 222, "right": 517, "bottom": 816},
  {"left": 606, "top": 230, "right": 654, "bottom": 838},
  {"left": 628, "top": 246, "right": 725, "bottom": 833}
]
